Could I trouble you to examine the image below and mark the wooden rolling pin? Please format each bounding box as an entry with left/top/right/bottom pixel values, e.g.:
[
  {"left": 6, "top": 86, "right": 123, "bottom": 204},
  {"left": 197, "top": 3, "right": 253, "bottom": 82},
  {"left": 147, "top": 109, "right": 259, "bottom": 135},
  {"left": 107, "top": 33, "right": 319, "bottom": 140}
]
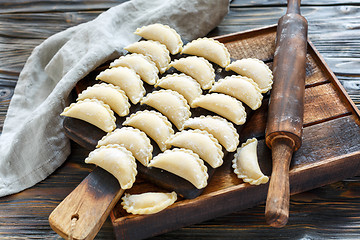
[{"left": 265, "top": 0, "right": 308, "bottom": 228}]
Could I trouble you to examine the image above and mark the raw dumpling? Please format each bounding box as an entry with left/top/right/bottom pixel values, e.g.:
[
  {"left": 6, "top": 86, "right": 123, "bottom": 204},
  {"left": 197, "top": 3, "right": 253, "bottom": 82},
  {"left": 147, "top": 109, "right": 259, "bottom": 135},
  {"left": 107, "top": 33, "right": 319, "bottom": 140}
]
[
  {"left": 97, "top": 127, "right": 153, "bottom": 167},
  {"left": 121, "top": 191, "right": 177, "bottom": 215},
  {"left": 60, "top": 99, "right": 116, "bottom": 132},
  {"left": 96, "top": 67, "right": 145, "bottom": 104},
  {"left": 155, "top": 73, "right": 202, "bottom": 107},
  {"left": 148, "top": 148, "right": 208, "bottom": 189},
  {"left": 124, "top": 40, "right": 171, "bottom": 73},
  {"left": 123, "top": 110, "right": 174, "bottom": 152},
  {"left": 169, "top": 56, "right": 215, "bottom": 90},
  {"left": 140, "top": 89, "right": 191, "bottom": 130},
  {"left": 181, "top": 38, "right": 230, "bottom": 67},
  {"left": 77, "top": 83, "right": 130, "bottom": 117},
  {"left": 85, "top": 144, "right": 137, "bottom": 189},
  {"left": 135, "top": 24, "right": 183, "bottom": 55},
  {"left": 182, "top": 115, "right": 239, "bottom": 152},
  {"left": 166, "top": 129, "right": 223, "bottom": 168},
  {"left": 232, "top": 138, "right": 269, "bottom": 185},
  {"left": 226, "top": 58, "right": 273, "bottom": 93},
  {"left": 110, "top": 53, "right": 159, "bottom": 85},
  {"left": 210, "top": 75, "right": 263, "bottom": 110},
  {"left": 192, "top": 93, "right": 246, "bottom": 125}
]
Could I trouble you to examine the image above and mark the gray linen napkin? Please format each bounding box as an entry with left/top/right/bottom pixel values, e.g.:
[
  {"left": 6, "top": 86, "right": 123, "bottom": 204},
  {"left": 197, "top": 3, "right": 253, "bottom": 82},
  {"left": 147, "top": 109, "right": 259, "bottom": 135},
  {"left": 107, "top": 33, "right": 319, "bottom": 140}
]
[{"left": 0, "top": 0, "right": 229, "bottom": 197}]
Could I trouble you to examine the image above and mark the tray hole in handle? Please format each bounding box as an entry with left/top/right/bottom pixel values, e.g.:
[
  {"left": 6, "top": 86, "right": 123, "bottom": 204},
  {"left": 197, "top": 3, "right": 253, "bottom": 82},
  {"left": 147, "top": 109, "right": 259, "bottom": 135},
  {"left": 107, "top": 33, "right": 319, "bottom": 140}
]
[{"left": 69, "top": 213, "right": 79, "bottom": 240}]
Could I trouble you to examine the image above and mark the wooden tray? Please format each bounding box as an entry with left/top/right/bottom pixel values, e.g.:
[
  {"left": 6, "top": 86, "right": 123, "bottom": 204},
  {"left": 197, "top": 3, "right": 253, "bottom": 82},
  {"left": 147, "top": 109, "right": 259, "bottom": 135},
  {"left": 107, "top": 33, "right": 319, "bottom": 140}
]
[{"left": 108, "top": 25, "right": 360, "bottom": 240}]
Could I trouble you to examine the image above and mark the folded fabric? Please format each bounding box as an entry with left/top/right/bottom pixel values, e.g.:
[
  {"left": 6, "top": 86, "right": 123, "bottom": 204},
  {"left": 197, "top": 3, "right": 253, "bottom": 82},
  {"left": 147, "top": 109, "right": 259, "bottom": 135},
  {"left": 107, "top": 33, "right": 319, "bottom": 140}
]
[{"left": 0, "top": 0, "right": 229, "bottom": 197}]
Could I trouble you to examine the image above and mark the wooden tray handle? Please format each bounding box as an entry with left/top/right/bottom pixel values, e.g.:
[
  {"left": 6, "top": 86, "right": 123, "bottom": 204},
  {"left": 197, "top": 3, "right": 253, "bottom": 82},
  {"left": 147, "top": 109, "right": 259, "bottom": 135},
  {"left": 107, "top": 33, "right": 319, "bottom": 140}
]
[{"left": 49, "top": 167, "right": 124, "bottom": 240}]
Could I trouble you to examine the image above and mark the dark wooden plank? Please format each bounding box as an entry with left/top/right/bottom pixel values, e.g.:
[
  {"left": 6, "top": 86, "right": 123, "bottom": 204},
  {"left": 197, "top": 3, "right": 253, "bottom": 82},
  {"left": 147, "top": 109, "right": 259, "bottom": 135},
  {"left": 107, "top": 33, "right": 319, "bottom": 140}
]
[
  {"left": 303, "top": 83, "right": 351, "bottom": 126},
  {"left": 230, "top": 0, "right": 360, "bottom": 6},
  {"left": 0, "top": 0, "right": 128, "bottom": 14},
  {"left": 2, "top": 0, "right": 360, "bottom": 14},
  {"left": 1, "top": 5, "right": 360, "bottom": 75}
]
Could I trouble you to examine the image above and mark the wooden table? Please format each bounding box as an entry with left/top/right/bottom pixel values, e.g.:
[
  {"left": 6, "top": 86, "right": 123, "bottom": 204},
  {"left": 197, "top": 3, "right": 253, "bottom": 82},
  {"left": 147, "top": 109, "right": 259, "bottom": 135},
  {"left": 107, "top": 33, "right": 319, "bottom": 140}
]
[{"left": 1, "top": 0, "right": 360, "bottom": 239}]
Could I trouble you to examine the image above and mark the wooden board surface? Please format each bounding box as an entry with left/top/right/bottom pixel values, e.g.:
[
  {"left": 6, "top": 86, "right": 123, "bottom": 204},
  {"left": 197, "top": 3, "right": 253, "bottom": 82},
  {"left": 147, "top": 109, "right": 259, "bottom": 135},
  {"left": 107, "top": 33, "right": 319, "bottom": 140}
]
[
  {"left": 1, "top": 1, "right": 360, "bottom": 239},
  {"left": 107, "top": 26, "right": 360, "bottom": 240}
]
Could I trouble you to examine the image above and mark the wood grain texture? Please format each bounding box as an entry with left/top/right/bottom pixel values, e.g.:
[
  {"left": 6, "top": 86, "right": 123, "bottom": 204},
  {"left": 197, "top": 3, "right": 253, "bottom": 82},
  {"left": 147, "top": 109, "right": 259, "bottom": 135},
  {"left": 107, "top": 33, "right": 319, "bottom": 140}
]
[
  {"left": 49, "top": 167, "right": 124, "bottom": 240},
  {"left": 0, "top": 0, "right": 360, "bottom": 239},
  {"left": 111, "top": 115, "right": 360, "bottom": 240}
]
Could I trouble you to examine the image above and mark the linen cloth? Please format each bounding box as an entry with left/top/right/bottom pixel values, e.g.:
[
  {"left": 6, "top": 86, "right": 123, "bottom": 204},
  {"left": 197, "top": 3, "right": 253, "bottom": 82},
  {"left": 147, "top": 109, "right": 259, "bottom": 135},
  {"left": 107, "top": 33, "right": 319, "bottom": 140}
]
[{"left": 0, "top": 0, "right": 229, "bottom": 197}]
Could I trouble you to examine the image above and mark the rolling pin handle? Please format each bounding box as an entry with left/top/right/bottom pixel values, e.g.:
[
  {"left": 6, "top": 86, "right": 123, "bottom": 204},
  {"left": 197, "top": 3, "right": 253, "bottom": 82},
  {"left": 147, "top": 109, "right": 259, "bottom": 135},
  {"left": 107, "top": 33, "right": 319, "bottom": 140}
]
[
  {"left": 265, "top": 136, "right": 295, "bottom": 228},
  {"left": 287, "top": 0, "right": 301, "bottom": 14}
]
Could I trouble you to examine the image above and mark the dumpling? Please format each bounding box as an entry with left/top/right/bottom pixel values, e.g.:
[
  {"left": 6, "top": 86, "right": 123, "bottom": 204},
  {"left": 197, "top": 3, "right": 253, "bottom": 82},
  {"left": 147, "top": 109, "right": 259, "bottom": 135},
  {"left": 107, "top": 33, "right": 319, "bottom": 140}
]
[
  {"left": 169, "top": 56, "right": 215, "bottom": 90},
  {"left": 77, "top": 83, "right": 130, "bottom": 117},
  {"left": 60, "top": 99, "right": 116, "bottom": 132},
  {"left": 155, "top": 73, "right": 202, "bottom": 107},
  {"left": 166, "top": 129, "right": 223, "bottom": 168},
  {"left": 191, "top": 93, "right": 246, "bottom": 125},
  {"left": 85, "top": 144, "right": 137, "bottom": 189},
  {"left": 210, "top": 75, "right": 263, "bottom": 110},
  {"left": 124, "top": 40, "right": 171, "bottom": 73},
  {"left": 110, "top": 53, "right": 159, "bottom": 85},
  {"left": 181, "top": 38, "right": 230, "bottom": 67},
  {"left": 135, "top": 24, "right": 183, "bottom": 55},
  {"left": 226, "top": 58, "right": 273, "bottom": 93},
  {"left": 96, "top": 67, "right": 145, "bottom": 104},
  {"left": 148, "top": 148, "right": 208, "bottom": 189},
  {"left": 121, "top": 191, "right": 177, "bottom": 215},
  {"left": 123, "top": 110, "right": 174, "bottom": 152},
  {"left": 182, "top": 115, "right": 239, "bottom": 152},
  {"left": 140, "top": 89, "right": 191, "bottom": 130},
  {"left": 97, "top": 127, "right": 153, "bottom": 167},
  {"left": 232, "top": 138, "right": 269, "bottom": 185}
]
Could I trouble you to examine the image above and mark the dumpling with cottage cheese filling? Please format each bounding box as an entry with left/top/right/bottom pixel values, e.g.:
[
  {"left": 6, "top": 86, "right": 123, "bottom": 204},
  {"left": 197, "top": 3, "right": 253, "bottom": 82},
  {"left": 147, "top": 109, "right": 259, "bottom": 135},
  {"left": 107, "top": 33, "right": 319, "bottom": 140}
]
[
  {"left": 77, "top": 83, "right": 130, "bottom": 117},
  {"left": 232, "top": 138, "right": 269, "bottom": 185},
  {"left": 123, "top": 110, "right": 174, "bottom": 152},
  {"left": 60, "top": 99, "right": 116, "bottom": 132},
  {"left": 110, "top": 53, "right": 159, "bottom": 85},
  {"left": 97, "top": 127, "right": 153, "bottom": 167},
  {"left": 192, "top": 93, "right": 246, "bottom": 125},
  {"left": 96, "top": 67, "right": 145, "bottom": 104},
  {"left": 181, "top": 38, "right": 230, "bottom": 67},
  {"left": 148, "top": 148, "right": 208, "bottom": 189},
  {"left": 169, "top": 56, "right": 215, "bottom": 90},
  {"left": 210, "top": 75, "right": 263, "bottom": 110},
  {"left": 124, "top": 40, "right": 170, "bottom": 73},
  {"left": 155, "top": 73, "right": 202, "bottom": 107},
  {"left": 85, "top": 144, "right": 137, "bottom": 189},
  {"left": 226, "top": 58, "right": 273, "bottom": 93},
  {"left": 121, "top": 191, "right": 177, "bottom": 215},
  {"left": 166, "top": 129, "right": 224, "bottom": 168},
  {"left": 182, "top": 115, "right": 239, "bottom": 152},
  {"left": 140, "top": 89, "right": 191, "bottom": 130},
  {"left": 134, "top": 23, "right": 183, "bottom": 55}
]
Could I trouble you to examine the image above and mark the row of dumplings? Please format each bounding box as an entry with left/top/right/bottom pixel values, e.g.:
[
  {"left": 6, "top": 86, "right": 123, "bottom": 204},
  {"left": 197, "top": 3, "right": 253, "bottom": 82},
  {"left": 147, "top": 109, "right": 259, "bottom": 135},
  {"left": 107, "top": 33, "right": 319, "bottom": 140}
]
[
  {"left": 61, "top": 23, "right": 271, "bottom": 214},
  {"left": 83, "top": 136, "right": 269, "bottom": 216},
  {"left": 61, "top": 23, "right": 273, "bottom": 132}
]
